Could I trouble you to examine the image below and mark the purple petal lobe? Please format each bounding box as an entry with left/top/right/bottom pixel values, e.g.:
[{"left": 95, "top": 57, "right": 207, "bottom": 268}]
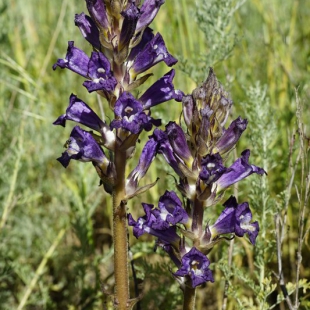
[
  {"left": 128, "top": 203, "right": 180, "bottom": 246},
  {"left": 53, "top": 41, "right": 89, "bottom": 78},
  {"left": 199, "top": 153, "right": 227, "bottom": 185},
  {"left": 83, "top": 51, "right": 117, "bottom": 92},
  {"left": 155, "top": 190, "right": 189, "bottom": 227},
  {"left": 174, "top": 247, "right": 214, "bottom": 288},
  {"left": 111, "top": 92, "right": 160, "bottom": 134}
]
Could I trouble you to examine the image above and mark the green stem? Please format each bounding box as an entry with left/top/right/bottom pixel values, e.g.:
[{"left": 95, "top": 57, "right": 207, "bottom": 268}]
[
  {"left": 113, "top": 145, "right": 130, "bottom": 309},
  {"left": 183, "top": 286, "right": 196, "bottom": 310}
]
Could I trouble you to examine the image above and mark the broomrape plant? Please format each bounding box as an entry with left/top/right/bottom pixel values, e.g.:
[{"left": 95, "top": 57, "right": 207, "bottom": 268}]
[{"left": 53, "top": 1, "right": 265, "bottom": 309}]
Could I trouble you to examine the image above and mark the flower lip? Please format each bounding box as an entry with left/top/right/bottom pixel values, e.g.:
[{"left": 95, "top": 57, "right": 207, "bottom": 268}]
[
  {"left": 111, "top": 92, "right": 161, "bottom": 134},
  {"left": 83, "top": 51, "right": 117, "bottom": 93},
  {"left": 199, "top": 153, "right": 227, "bottom": 186}
]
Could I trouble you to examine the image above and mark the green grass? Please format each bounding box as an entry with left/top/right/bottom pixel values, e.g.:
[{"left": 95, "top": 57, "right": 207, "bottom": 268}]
[{"left": 0, "top": 0, "right": 309, "bottom": 309}]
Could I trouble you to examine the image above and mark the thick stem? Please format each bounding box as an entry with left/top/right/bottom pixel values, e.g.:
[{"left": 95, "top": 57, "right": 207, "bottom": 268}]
[
  {"left": 183, "top": 286, "right": 196, "bottom": 310},
  {"left": 191, "top": 197, "right": 204, "bottom": 242},
  {"left": 113, "top": 146, "right": 130, "bottom": 309}
]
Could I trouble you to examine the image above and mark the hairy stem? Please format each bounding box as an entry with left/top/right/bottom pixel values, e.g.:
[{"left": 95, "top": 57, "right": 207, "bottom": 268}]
[
  {"left": 113, "top": 145, "right": 130, "bottom": 309},
  {"left": 183, "top": 286, "right": 196, "bottom": 310}
]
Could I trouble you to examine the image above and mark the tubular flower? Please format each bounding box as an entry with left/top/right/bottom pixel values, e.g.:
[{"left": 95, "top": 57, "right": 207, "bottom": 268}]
[
  {"left": 129, "top": 33, "right": 178, "bottom": 78},
  {"left": 110, "top": 92, "right": 161, "bottom": 134},
  {"left": 216, "top": 149, "right": 266, "bottom": 192},
  {"left": 126, "top": 137, "right": 158, "bottom": 198},
  {"left": 57, "top": 126, "right": 109, "bottom": 168},
  {"left": 53, "top": 94, "right": 105, "bottom": 131},
  {"left": 209, "top": 196, "right": 259, "bottom": 245},
  {"left": 174, "top": 247, "right": 214, "bottom": 288},
  {"left": 139, "top": 70, "right": 184, "bottom": 109},
  {"left": 135, "top": 0, "right": 165, "bottom": 33},
  {"left": 128, "top": 202, "right": 180, "bottom": 247},
  {"left": 74, "top": 12, "right": 100, "bottom": 49},
  {"left": 152, "top": 190, "right": 189, "bottom": 229},
  {"left": 53, "top": 41, "right": 89, "bottom": 77},
  {"left": 214, "top": 116, "right": 248, "bottom": 154}
]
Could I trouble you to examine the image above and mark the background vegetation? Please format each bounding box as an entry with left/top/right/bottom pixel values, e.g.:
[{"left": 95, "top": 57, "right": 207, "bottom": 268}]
[{"left": 0, "top": 0, "right": 309, "bottom": 309}]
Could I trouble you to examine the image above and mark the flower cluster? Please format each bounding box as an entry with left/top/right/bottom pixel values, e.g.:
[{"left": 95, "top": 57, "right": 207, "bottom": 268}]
[
  {"left": 53, "top": 0, "right": 266, "bottom": 299},
  {"left": 53, "top": 0, "right": 182, "bottom": 196},
  {"left": 128, "top": 69, "right": 266, "bottom": 288}
]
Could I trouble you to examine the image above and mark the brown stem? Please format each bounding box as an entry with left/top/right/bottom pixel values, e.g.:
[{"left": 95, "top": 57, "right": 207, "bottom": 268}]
[
  {"left": 183, "top": 286, "right": 196, "bottom": 310},
  {"left": 113, "top": 145, "right": 130, "bottom": 309}
]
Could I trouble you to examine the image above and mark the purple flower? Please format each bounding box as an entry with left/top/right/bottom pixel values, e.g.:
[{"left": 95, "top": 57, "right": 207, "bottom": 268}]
[
  {"left": 126, "top": 137, "right": 158, "bottom": 197},
  {"left": 139, "top": 70, "right": 184, "bottom": 110},
  {"left": 57, "top": 126, "right": 109, "bottom": 168},
  {"left": 151, "top": 190, "right": 189, "bottom": 229},
  {"left": 83, "top": 51, "right": 117, "bottom": 93},
  {"left": 86, "top": 0, "right": 109, "bottom": 30},
  {"left": 130, "top": 33, "right": 177, "bottom": 77},
  {"left": 128, "top": 27, "right": 154, "bottom": 61},
  {"left": 53, "top": 41, "right": 89, "bottom": 77},
  {"left": 152, "top": 129, "right": 185, "bottom": 177},
  {"left": 199, "top": 153, "right": 227, "bottom": 186},
  {"left": 165, "top": 122, "right": 192, "bottom": 165},
  {"left": 53, "top": 42, "right": 117, "bottom": 93},
  {"left": 215, "top": 117, "right": 248, "bottom": 154},
  {"left": 53, "top": 94, "right": 105, "bottom": 131},
  {"left": 216, "top": 149, "right": 266, "bottom": 192},
  {"left": 174, "top": 247, "right": 214, "bottom": 288},
  {"left": 135, "top": 0, "right": 165, "bottom": 33},
  {"left": 75, "top": 13, "right": 100, "bottom": 49},
  {"left": 119, "top": 3, "right": 140, "bottom": 51},
  {"left": 110, "top": 92, "right": 160, "bottom": 134},
  {"left": 128, "top": 203, "right": 180, "bottom": 246},
  {"left": 210, "top": 196, "right": 259, "bottom": 245}
]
